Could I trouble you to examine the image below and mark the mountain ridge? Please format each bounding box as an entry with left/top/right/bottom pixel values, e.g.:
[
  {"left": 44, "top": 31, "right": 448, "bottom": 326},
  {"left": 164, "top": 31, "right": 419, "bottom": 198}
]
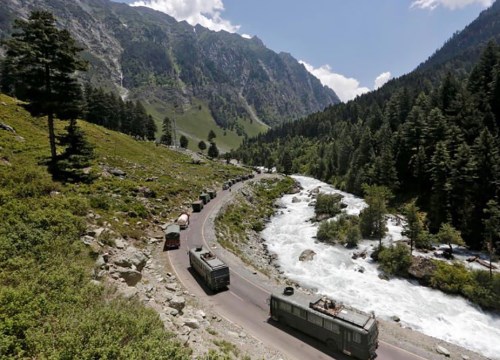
[{"left": 0, "top": 0, "right": 340, "bottom": 135}]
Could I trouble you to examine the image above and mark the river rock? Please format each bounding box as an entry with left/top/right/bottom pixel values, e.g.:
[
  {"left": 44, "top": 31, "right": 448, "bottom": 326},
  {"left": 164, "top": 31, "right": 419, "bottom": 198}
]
[
  {"left": 391, "top": 315, "right": 400, "bottom": 322},
  {"left": 299, "top": 249, "right": 316, "bottom": 262},
  {"left": 408, "top": 256, "right": 437, "bottom": 285},
  {"left": 435, "top": 345, "right": 450, "bottom": 357},
  {"left": 291, "top": 196, "right": 301, "bottom": 203}
]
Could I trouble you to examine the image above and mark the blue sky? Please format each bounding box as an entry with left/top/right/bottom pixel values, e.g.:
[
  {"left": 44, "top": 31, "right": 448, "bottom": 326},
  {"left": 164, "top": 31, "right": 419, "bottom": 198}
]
[{"left": 118, "top": 0, "right": 494, "bottom": 101}]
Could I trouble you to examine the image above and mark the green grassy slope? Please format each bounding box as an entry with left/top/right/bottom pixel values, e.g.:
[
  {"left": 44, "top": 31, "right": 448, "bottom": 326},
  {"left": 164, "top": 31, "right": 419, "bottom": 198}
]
[
  {"left": 0, "top": 93, "right": 249, "bottom": 358},
  {"left": 144, "top": 97, "right": 268, "bottom": 153}
]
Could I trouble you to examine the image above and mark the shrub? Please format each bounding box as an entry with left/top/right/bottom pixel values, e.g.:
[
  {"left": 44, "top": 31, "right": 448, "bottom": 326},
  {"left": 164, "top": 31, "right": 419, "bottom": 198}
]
[
  {"left": 430, "top": 261, "right": 472, "bottom": 293},
  {"left": 317, "top": 214, "right": 359, "bottom": 245},
  {"left": 315, "top": 193, "right": 344, "bottom": 217},
  {"left": 378, "top": 243, "right": 412, "bottom": 276}
]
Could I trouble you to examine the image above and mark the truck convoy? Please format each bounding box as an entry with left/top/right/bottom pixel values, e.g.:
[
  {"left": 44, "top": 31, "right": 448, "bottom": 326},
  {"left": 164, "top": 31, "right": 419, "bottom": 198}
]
[
  {"left": 188, "top": 246, "right": 230, "bottom": 292},
  {"left": 270, "top": 288, "right": 378, "bottom": 360}
]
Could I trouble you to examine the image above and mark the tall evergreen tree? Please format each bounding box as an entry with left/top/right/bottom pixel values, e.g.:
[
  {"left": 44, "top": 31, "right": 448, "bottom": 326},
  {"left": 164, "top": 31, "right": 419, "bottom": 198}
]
[
  {"left": 160, "top": 116, "right": 173, "bottom": 145},
  {"left": 198, "top": 140, "right": 207, "bottom": 152},
  {"left": 2, "top": 11, "right": 87, "bottom": 161},
  {"left": 359, "top": 185, "right": 392, "bottom": 247},
  {"left": 207, "top": 142, "right": 219, "bottom": 158}
]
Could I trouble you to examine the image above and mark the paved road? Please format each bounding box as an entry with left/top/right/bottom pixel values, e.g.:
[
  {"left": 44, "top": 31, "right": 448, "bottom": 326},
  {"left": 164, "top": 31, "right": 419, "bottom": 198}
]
[{"left": 168, "top": 177, "right": 428, "bottom": 360}]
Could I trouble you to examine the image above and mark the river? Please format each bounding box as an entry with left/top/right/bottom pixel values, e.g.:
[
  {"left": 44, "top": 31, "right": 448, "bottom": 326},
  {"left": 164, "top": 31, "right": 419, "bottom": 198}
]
[{"left": 261, "top": 175, "right": 500, "bottom": 360}]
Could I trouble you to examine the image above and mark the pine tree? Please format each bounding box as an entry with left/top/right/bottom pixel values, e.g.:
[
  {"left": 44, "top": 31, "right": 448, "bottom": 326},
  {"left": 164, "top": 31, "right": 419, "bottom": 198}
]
[
  {"left": 436, "top": 223, "right": 465, "bottom": 256},
  {"left": 483, "top": 200, "right": 500, "bottom": 279},
  {"left": 2, "top": 11, "right": 87, "bottom": 161},
  {"left": 55, "top": 119, "right": 95, "bottom": 183},
  {"left": 359, "top": 185, "right": 392, "bottom": 247},
  {"left": 402, "top": 200, "right": 425, "bottom": 254},
  {"left": 208, "top": 130, "right": 216, "bottom": 142},
  {"left": 281, "top": 150, "right": 293, "bottom": 175},
  {"left": 179, "top": 135, "right": 188, "bottom": 149},
  {"left": 198, "top": 140, "right": 207, "bottom": 152},
  {"left": 207, "top": 142, "right": 219, "bottom": 158},
  {"left": 160, "top": 116, "right": 173, "bottom": 145}
]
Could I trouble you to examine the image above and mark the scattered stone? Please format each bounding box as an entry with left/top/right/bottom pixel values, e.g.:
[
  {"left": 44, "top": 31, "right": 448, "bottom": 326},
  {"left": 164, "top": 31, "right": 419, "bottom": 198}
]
[
  {"left": 291, "top": 196, "right": 301, "bottom": 203},
  {"left": 95, "top": 255, "right": 106, "bottom": 269},
  {"left": 239, "top": 332, "right": 247, "bottom": 338},
  {"left": 354, "top": 265, "right": 365, "bottom": 273},
  {"left": 80, "top": 235, "right": 95, "bottom": 245},
  {"left": 391, "top": 315, "right": 400, "bottom": 322},
  {"left": 169, "top": 296, "right": 186, "bottom": 311},
  {"left": 164, "top": 307, "right": 179, "bottom": 316},
  {"left": 114, "top": 238, "right": 126, "bottom": 249},
  {"left": 378, "top": 273, "right": 390, "bottom": 281},
  {"left": 109, "top": 168, "right": 126, "bottom": 177},
  {"left": 165, "top": 283, "right": 179, "bottom": 292},
  {"left": 299, "top": 249, "right": 316, "bottom": 262},
  {"left": 15, "top": 135, "right": 25, "bottom": 142},
  {"left": 145, "top": 176, "right": 158, "bottom": 182},
  {"left": 121, "top": 287, "right": 139, "bottom": 299},
  {"left": 435, "top": 345, "right": 450, "bottom": 357},
  {"left": 113, "top": 267, "right": 142, "bottom": 286},
  {"left": 461, "top": 355, "right": 470, "bottom": 360},
  {"left": 352, "top": 250, "right": 367, "bottom": 260},
  {"left": 137, "top": 186, "right": 156, "bottom": 198},
  {"left": 0, "top": 123, "right": 15, "bottom": 133},
  {"left": 227, "top": 331, "right": 239, "bottom": 338},
  {"left": 182, "top": 318, "right": 200, "bottom": 329},
  {"left": 90, "top": 280, "right": 101, "bottom": 286}
]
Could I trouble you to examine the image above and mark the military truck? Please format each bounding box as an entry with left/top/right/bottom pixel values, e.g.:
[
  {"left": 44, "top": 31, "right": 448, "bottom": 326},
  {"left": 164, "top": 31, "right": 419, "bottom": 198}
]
[
  {"left": 192, "top": 200, "right": 204, "bottom": 212},
  {"left": 189, "top": 246, "right": 230, "bottom": 292},
  {"left": 164, "top": 224, "right": 180, "bottom": 250},
  {"left": 208, "top": 190, "right": 217, "bottom": 199},
  {"left": 200, "top": 193, "right": 210, "bottom": 204}
]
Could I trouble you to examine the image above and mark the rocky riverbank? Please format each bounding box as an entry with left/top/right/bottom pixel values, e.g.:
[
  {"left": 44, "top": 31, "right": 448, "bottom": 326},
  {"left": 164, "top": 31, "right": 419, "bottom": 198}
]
[{"left": 213, "top": 179, "right": 491, "bottom": 360}]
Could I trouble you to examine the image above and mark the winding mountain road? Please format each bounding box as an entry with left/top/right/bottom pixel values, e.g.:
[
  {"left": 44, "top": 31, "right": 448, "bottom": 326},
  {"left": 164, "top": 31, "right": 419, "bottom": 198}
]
[{"left": 168, "top": 176, "right": 428, "bottom": 360}]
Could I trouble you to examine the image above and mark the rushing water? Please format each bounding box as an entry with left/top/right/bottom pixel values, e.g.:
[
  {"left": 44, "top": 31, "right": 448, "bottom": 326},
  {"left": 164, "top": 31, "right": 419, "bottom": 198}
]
[{"left": 261, "top": 175, "right": 500, "bottom": 359}]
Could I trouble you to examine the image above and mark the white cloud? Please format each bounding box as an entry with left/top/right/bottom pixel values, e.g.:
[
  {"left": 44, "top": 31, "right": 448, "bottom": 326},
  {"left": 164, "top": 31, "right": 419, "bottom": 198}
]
[
  {"left": 300, "top": 61, "right": 370, "bottom": 102},
  {"left": 131, "top": 0, "right": 240, "bottom": 32},
  {"left": 410, "top": 0, "right": 492, "bottom": 10},
  {"left": 241, "top": 33, "right": 252, "bottom": 39},
  {"left": 374, "top": 71, "right": 392, "bottom": 89}
]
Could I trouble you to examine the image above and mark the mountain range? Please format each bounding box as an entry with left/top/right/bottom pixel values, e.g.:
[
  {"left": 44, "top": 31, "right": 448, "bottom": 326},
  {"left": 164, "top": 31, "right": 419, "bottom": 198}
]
[{"left": 0, "top": 0, "right": 339, "bottom": 145}]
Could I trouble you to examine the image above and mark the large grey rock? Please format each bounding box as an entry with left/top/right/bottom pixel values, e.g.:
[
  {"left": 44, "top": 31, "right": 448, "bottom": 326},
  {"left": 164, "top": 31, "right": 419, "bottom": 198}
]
[
  {"left": 113, "top": 246, "right": 148, "bottom": 271},
  {"left": 114, "top": 267, "right": 142, "bottom": 286},
  {"left": 299, "top": 249, "right": 316, "bottom": 262},
  {"left": 408, "top": 256, "right": 437, "bottom": 285},
  {"left": 291, "top": 196, "right": 301, "bottom": 203},
  {"left": 181, "top": 318, "right": 200, "bottom": 329},
  {"left": 169, "top": 296, "right": 186, "bottom": 311}
]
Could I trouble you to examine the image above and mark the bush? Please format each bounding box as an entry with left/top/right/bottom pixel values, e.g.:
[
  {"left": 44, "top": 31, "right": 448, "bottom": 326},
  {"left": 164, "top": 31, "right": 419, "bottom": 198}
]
[
  {"left": 378, "top": 243, "right": 412, "bottom": 276},
  {"left": 430, "top": 261, "right": 471, "bottom": 293},
  {"left": 317, "top": 214, "right": 360, "bottom": 246},
  {"left": 315, "top": 193, "right": 344, "bottom": 217}
]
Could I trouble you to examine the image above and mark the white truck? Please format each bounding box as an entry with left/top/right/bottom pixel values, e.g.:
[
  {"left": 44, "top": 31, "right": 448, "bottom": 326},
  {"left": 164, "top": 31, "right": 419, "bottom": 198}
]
[{"left": 177, "top": 213, "right": 190, "bottom": 229}]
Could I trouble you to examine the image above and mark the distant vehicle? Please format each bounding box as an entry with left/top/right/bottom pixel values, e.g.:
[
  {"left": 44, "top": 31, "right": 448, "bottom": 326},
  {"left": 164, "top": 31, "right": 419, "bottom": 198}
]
[
  {"left": 164, "top": 224, "right": 180, "bottom": 250},
  {"left": 192, "top": 200, "right": 204, "bottom": 212},
  {"left": 189, "top": 246, "right": 230, "bottom": 292},
  {"left": 270, "top": 288, "right": 378, "bottom": 360},
  {"left": 177, "top": 213, "right": 190, "bottom": 229},
  {"left": 199, "top": 193, "right": 210, "bottom": 204},
  {"left": 208, "top": 190, "right": 217, "bottom": 199},
  {"left": 222, "top": 182, "right": 230, "bottom": 190}
]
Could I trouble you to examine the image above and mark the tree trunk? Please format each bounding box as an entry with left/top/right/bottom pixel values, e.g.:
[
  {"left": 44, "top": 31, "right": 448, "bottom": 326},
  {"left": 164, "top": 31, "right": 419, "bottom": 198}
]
[{"left": 47, "top": 112, "right": 57, "bottom": 161}]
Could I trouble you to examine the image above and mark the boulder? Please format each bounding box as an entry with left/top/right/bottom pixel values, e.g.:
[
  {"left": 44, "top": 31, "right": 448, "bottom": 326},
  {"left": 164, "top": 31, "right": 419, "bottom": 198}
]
[
  {"left": 114, "top": 267, "right": 142, "bottom": 286},
  {"left": 291, "top": 196, "right": 301, "bottom": 203},
  {"left": 169, "top": 296, "right": 186, "bottom": 311},
  {"left": 80, "top": 235, "right": 95, "bottom": 245},
  {"left": 109, "top": 168, "right": 126, "bottom": 177},
  {"left": 391, "top": 315, "right": 400, "bottom": 322},
  {"left": 181, "top": 318, "right": 200, "bottom": 329},
  {"left": 137, "top": 186, "right": 156, "bottom": 198},
  {"left": 113, "top": 246, "right": 148, "bottom": 271},
  {"left": 408, "top": 256, "right": 437, "bottom": 285},
  {"left": 299, "top": 249, "right": 316, "bottom": 262}
]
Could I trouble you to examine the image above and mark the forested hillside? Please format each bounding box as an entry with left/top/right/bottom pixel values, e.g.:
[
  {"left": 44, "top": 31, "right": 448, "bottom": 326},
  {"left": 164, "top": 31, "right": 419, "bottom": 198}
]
[{"left": 234, "top": 34, "right": 500, "bottom": 251}]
